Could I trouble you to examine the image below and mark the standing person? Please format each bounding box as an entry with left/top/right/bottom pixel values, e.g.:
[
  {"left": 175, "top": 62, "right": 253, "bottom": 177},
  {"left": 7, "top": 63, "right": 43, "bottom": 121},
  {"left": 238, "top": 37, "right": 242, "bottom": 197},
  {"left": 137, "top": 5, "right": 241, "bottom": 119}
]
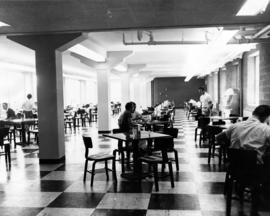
[
  {"left": 198, "top": 87, "right": 212, "bottom": 116},
  {"left": 2, "top": 103, "right": 16, "bottom": 119},
  {"left": 22, "top": 94, "right": 34, "bottom": 118}
]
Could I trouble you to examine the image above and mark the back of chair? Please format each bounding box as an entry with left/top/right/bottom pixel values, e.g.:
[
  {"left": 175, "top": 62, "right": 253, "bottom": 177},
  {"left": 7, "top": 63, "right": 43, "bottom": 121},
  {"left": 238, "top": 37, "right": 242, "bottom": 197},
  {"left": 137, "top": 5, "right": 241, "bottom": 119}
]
[
  {"left": 82, "top": 136, "right": 93, "bottom": 158},
  {"left": 164, "top": 127, "right": 178, "bottom": 139},
  {"left": 112, "top": 128, "right": 124, "bottom": 133},
  {"left": 154, "top": 128, "right": 178, "bottom": 151},
  {"left": 198, "top": 117, "right": 210, "bottom": 128},
  {"left": 0, "top": 127, "right": 9, "bottom": 146},
  {"left": 227, "top": 148, "right": 258, "bottom": 183}
]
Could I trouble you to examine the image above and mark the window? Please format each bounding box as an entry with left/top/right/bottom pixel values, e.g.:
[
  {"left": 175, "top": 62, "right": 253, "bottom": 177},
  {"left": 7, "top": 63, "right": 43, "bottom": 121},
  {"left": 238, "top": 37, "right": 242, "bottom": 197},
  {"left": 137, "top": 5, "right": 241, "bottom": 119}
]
[{"left": 247, "top": 51, "right": 260, "bottom": 106}]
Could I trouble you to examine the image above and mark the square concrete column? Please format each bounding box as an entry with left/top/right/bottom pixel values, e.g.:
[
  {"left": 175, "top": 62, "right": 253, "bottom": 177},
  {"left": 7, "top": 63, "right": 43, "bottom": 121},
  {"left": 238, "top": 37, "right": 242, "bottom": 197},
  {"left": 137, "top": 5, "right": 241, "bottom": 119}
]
[
  {"left": 121, "top": 73, "right": 131, "bottom": 108},
  {"left": 8, "top": 33, "right": 85, "bottom": 163},
  {"left": 97, "top": 68, "right": 111, "bottom": 133}
]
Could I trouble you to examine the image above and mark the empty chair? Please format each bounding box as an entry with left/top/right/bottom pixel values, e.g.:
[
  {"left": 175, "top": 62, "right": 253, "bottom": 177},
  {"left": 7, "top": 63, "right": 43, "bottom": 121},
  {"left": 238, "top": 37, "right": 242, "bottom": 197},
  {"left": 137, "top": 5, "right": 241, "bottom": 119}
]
[
  {"left": 153, "top": 127, "right": 179, "bottom": 171},
  {"left": 139, "top": 137, "right": 174, "bottom": 191},
  {"left": 207, "top": 126, "right": 224, "bottom": 165},
  {"left": 194, "top": 116, "right": 210, "bottom": 147},
  {"left": 82, "top": 135, "right": 117, "bottom": 186},
  {"left": 112, "top": 128, "right": 132, "bottom": 173},
  {"left": 0, "top": 127, "right": 11, "bottom": 168},
  {"left": 27, "top": 121, "right": 39, "bottom": 145}
]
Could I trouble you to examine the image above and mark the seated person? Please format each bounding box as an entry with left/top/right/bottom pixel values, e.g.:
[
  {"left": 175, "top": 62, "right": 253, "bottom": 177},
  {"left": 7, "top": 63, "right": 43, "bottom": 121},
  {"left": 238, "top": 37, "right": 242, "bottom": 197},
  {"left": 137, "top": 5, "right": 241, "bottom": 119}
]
[
  {"left": 118, "top": 102, "right": 133, "bottom": 132},
  {"left": 130, "top": 102, "right": 143, "bottom": 121},
  {"left": 216, "top": 105, "right": 270, "bottom": 216},
  {"left": 2, "top": 103, "right": 16, "bottom": 119}
]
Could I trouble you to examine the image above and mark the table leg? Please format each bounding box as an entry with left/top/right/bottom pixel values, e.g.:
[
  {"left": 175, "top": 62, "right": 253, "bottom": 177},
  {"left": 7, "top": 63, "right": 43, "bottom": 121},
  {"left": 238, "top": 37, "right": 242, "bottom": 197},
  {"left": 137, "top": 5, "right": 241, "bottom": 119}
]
[{"left": 21, "top": 122, "right": 26, "bottom": 143}]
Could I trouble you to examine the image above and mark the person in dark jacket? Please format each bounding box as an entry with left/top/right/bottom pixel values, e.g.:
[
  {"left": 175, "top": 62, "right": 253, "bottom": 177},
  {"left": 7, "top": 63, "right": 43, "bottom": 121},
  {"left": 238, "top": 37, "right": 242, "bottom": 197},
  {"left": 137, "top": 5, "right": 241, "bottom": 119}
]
[{"left": 2, "top": 103, "right": 16, "bottom": 119}]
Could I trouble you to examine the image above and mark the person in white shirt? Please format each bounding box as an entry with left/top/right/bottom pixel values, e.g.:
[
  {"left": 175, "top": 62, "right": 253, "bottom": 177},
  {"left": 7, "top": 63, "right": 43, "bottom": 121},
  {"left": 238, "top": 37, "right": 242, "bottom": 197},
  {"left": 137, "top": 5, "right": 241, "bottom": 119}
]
[
  {"left": 216, "top": 105, "right": 270, "bottom": 216},
  {"left": 22, "top": 94, "right": 34, "bottom": 118},
  {"left": 198, "top": 87, "right": 212, "bottom": 116}
]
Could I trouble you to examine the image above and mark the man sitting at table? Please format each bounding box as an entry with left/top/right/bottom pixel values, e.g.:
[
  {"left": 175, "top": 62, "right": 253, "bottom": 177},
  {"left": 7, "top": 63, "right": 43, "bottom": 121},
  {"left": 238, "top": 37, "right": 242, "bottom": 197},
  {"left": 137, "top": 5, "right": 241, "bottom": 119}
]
[
  {"left": 216, "top": 105, "right": 270, "bottom": 216},
  {"left": 2, "top": 103, "right": 16, "bottom": 119},
  {"left": 118, "top": 102, "right": 133, "bottom": 132}
]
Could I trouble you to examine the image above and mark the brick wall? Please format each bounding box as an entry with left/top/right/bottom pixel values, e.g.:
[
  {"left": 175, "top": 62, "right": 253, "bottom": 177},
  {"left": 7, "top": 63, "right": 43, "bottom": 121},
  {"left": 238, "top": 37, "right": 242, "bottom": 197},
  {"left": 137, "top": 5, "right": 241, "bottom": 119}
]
[
  {"left": 206, "top": 43, "right": 270, "bottom": 116},
  {"left": 259, "top": 43, "right": 270, "bottom": 105}
]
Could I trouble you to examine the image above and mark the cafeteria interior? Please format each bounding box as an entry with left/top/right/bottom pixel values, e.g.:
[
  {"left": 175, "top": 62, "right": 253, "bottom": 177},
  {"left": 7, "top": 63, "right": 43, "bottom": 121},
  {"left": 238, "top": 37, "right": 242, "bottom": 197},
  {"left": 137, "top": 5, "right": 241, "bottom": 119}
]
[{"left": 1, "top": 2, "right": 270, "bottom": 216}]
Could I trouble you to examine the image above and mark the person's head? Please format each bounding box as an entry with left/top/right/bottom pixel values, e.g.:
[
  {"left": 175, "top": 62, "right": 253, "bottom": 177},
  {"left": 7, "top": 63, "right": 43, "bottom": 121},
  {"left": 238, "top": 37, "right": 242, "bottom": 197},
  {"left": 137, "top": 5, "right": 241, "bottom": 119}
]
[
  {"left": 252, "top": 105, "right": 270, "bottom": 123},
  {"left": 125, "top": 102, "right": 133, "bottom": 112},
  {"left": 2, "top": 102, "right": 8, "bottom": 110},
  {"left": 130, "top": 102, "right": 136, "bottom": 113},
  {"left": 198, "top": 87, "right": 205, "bottom": 94},
  {"left": 27, "top": 94, "right": 32, "bottom": 100}
]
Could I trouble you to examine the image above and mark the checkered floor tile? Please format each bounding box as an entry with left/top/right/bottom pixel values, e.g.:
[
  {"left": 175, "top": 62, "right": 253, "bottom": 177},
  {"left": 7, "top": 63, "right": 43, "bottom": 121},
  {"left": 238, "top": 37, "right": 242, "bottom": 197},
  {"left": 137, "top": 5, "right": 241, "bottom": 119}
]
[{"left": 0, "top": 109, "right": 269, "bottom": 216}]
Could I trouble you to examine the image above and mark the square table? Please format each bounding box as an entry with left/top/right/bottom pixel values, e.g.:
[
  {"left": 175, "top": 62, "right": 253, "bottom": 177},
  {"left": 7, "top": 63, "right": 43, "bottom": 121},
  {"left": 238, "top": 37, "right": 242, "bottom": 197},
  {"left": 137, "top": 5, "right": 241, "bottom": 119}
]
[{"left": 103, "top": 131, "right": 171, "bottom": 180}]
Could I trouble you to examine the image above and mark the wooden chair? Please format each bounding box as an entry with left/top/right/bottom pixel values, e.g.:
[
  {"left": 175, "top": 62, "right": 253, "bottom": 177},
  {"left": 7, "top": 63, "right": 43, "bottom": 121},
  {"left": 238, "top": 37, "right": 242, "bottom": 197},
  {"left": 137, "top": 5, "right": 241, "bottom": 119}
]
[
  {"left": 152, "top": 127, "right": 179, "bottom": 171},
  {"left": 27, "top": 121, "right": 39, "bottom": 145},
  {"left": 82, "top": 135, "right": 117, "bottom": 186},
  {"left": 194, "top": 116, "right": 210, "bottom": 147},
  {"left": 225, "top": 148, "right": 260, "bottom": 216},
  {"left": 0, "top": 127, "right": 11, "bottom": 169},
  {"left": 139, "top": 137, "right": 174, "bottom": 192},
  {"left": 207, "top": 126, "right": 224, "bottom": 165},
  {"left": 112, "top": 128, "right": 132, "bottom": 173}
]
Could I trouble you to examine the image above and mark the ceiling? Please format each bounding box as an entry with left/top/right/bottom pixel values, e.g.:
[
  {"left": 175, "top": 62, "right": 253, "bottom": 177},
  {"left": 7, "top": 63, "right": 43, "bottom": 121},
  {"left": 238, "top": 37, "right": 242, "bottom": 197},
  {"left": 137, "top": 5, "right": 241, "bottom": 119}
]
[
  {"left": 0, "top": 0, "right": 269, "bottom": 35},
  {"left": 0, "top": 1, "right": 269, "bottom": 81}
]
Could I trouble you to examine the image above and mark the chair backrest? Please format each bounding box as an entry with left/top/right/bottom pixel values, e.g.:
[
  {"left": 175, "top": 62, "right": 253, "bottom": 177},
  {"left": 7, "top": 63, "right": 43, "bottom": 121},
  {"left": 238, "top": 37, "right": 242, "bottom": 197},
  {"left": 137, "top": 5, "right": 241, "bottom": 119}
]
[
  {"left": 164, "top": 127, "right": 178, "bottom": 138},
  {"left": 154, "top": 128, "right": 178, "bottom": 151},
  {"left": 0, "top": 127, "right": 9, "bottom": 146},
  {"left": 227, "top": 148, "right": 258, "bottom": 183},
  {"left": 112, "top": 128, "right": 124, "bottom": 133},
  {"left": 82, "top": 136, "right": 93, "bottom": 158},
  {"left": 198, "top": 117, "right": 210, "bottom": 128}
]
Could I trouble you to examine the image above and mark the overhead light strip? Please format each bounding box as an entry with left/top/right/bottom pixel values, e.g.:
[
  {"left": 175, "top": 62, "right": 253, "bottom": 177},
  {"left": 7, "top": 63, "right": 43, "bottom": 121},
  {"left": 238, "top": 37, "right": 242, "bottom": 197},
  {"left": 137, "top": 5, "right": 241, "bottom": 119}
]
[{"left": 237, "top": 0, "right": 270, "bottom": 16}]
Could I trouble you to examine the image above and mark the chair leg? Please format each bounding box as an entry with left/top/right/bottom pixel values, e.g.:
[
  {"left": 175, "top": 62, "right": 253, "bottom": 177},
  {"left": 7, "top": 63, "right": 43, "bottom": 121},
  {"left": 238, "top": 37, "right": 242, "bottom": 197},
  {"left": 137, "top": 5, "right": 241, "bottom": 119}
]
[
  {"left": 173, "top": 149, "right": 179, "bottom": 171},
  {"left": 195, "top": 128, "right": 198, "bottom": 141},
  {"left": 105, "top": 160, "right": 109, "bottom": 181},
  {"left": 121, "top": 151, "right": 125, "bottom": 173},
  {"left": 27, "top": 131, "right": 31, "bottom": 144},
  {"left": 112, "top": 158, "right": 117, "bottom": 183},
  {"left": 90, "top": 161, "right": 96, "bottom": 187},
  {"left": 13, "top": 130, "right": 16, "bottom": 149},
  {"left": 153, "top": 164, "right": 159, "bottom": 192},
  {"left": 199, "top": 131, "right": 202, "bottom": 147},
  {"left": 168, "top": 162, "right": 174, "bottom": 188},
  {"left": 208, "top": 141, "right": 212, "bottom": 164},
  {"left": 83, "top": 159, "right": 88, "bottom": 181},
  {"left": 226, "top": 177, "right": 233, "bottom": 216}
]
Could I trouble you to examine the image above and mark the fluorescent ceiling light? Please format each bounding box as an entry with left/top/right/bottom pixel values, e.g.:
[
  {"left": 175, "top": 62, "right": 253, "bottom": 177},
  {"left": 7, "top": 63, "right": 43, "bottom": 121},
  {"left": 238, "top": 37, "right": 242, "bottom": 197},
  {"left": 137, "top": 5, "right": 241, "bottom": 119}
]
[
  {"left": 114, "top": 64, "right": 127, "bottom": 72},
  {"left": 0, "top": 21, "right": 10, "bottom": 27},
  {"left": 69, "top": 44, "right": 105, "bottom": 62},
  {"left": 237, "top": 0, "right": 270, "bottom": 16}
]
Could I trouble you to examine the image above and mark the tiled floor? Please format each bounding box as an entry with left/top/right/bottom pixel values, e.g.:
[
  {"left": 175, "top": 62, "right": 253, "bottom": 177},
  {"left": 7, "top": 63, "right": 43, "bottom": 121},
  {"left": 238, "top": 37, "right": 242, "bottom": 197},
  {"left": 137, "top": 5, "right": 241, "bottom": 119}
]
[{"left": 0, "top": 110, "right": 270, "bottom": 216}]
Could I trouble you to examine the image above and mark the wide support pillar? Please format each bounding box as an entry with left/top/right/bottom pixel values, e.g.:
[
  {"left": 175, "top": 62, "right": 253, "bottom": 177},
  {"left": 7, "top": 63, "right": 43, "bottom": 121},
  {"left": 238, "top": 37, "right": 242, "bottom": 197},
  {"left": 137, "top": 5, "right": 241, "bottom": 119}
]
[
  {"left": 8, "top": 33, "right": 84, "bottom": 163},
  {"left": 97, "top": 68, "right": 111, "bottom": 133}
]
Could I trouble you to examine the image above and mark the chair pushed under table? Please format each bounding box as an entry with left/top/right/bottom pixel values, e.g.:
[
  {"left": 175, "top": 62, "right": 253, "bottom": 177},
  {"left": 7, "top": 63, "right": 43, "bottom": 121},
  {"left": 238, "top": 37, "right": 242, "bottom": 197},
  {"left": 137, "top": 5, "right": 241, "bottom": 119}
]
[{"left": 82, "top": 135, "right": 117, "bottom": 186}]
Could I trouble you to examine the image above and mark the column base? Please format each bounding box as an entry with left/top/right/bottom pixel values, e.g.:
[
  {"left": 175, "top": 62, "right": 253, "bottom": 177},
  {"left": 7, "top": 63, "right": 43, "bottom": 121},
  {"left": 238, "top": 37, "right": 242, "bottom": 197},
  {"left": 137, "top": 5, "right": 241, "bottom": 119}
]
[{"left": 39, "top": 156, "right": 66, "bottom": 164}]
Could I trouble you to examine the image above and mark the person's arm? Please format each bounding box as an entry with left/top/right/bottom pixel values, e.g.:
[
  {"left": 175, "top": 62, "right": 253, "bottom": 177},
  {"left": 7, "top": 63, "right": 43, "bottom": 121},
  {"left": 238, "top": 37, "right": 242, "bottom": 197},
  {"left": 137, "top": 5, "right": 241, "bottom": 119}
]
[{"left": 216, "top": 131, "right": 229, "bottom": 145}]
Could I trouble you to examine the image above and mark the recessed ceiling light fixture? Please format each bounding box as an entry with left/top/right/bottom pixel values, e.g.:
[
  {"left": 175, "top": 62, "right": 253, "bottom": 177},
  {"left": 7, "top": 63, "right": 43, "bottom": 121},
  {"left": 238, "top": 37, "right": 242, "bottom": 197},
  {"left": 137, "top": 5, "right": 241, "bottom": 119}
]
[
  {"left": 237, "top": 0, "right": 270, "bottom": 16},
  {"left": 0, "top": 21, "right": 10, "bottom": 27}
]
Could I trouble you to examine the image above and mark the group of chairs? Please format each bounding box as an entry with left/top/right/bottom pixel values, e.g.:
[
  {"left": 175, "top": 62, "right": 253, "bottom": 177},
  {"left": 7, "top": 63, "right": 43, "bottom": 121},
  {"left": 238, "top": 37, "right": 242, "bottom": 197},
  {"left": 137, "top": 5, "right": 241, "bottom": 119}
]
[
  {"left": 192, "top": 115, "right": 269, "bottom": 215},
  {"left": 82, "top": 126, "right": 179, "bottom": 191}
]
